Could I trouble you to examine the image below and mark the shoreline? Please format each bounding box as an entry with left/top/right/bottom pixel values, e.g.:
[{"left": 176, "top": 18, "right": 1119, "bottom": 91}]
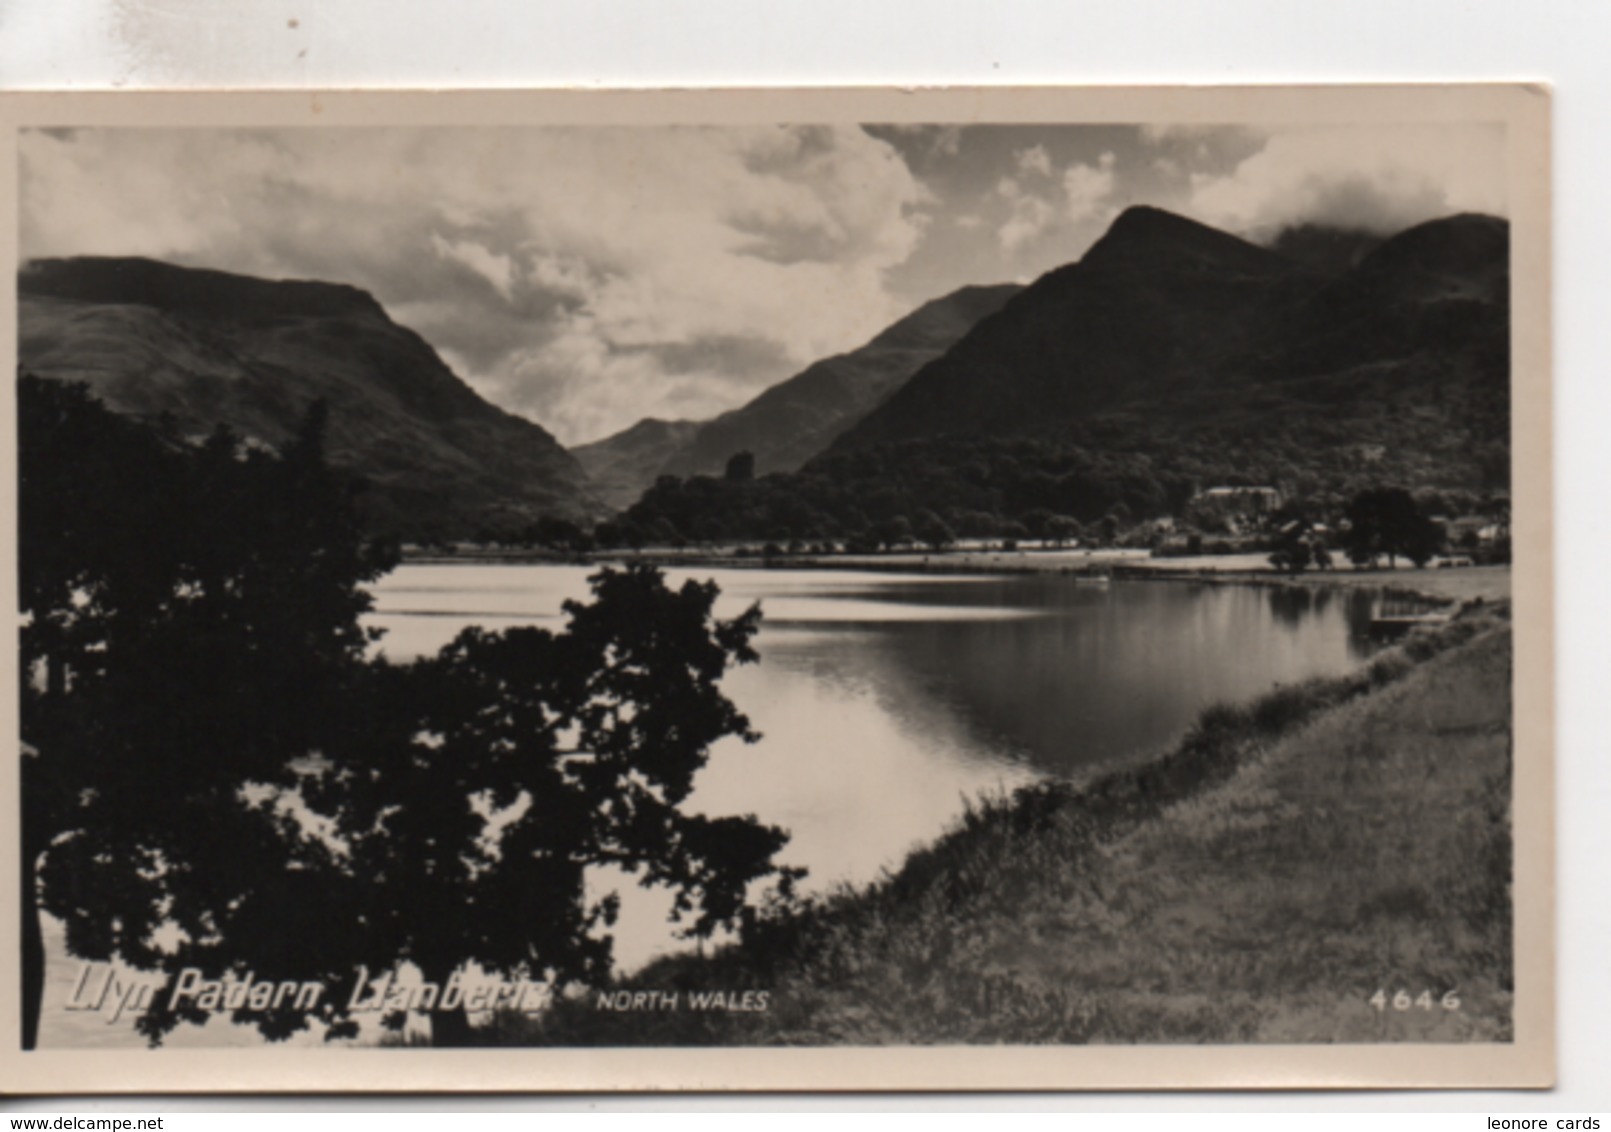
[{"left": 401, "top": 547, "right": 1512, "bottom": 609}]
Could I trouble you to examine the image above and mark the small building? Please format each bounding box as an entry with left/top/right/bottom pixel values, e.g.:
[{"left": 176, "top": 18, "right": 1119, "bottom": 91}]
[
  {"left": 1188, "top": 487, "right": 1283, "bottom": 533},
  {"left": 1445, "top": 515, "right": 1500, "bottom": 546},
  {"left": 1194, "top": 486, "right": 1282, "bottom": 513}
]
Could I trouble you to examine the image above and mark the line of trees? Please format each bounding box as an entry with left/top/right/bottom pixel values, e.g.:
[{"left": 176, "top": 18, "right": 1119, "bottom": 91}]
[
  {"left": 1341, "top": 487, "right": 1445, "bottom": 569},
  {"left": 1266, "top": 488, "right": 1460, "bottom": 577},
  {"left": 19, "top": 377, "right": 797, "bottom": 1048}
]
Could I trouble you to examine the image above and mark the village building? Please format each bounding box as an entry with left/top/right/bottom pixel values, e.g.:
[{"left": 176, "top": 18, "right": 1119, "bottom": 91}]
[{"left": 1187, "top": 486, "right": 1283, "bottom": 534}]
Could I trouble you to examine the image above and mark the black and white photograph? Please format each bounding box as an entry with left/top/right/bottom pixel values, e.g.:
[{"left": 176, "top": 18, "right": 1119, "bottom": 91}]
[{"left": 1, "top": 86, "right": 1552, "bottom": 1092}]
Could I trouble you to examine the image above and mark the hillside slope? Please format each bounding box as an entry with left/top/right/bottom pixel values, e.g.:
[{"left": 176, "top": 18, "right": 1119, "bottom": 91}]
[
  {"left": 830, "top": 207, "right": 1316, "bottom": 451},
  {"left": 622, "top": 209, "right": 1510, "bottom": 542},
  {"left": 831, "top": 207, "right": 1508, "bottom": 463},
  {"left": 664, "top": 283, "right": 1021, "bottom": 478},
  {"left": 578, "top": 284, "right": 1021, "bottom": 510},
  {"left": 19, "top": 257, "right": 601, "bottom": 539},
  {"left": 572, "top": 418, "right": 704, "bottom": 512}
]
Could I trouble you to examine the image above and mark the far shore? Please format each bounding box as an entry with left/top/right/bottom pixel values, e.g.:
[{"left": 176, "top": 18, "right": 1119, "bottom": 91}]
[{"left": 401, "top": 543, "right": 1512, "bottom": 607}]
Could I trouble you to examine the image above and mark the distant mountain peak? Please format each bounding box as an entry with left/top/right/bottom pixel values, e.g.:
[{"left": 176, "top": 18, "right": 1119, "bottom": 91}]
[
  {"left": 610, "top": 416, "right": 699, "bottom": 440},
  {"left": 1355, "top": 213, "right": 1508, "bottom": 276},
  {"left": 1107, "top": 204, "right": 1209, "bottom": 238},
  {"left": 573, "top": 418, "right": 706, "bottom": 511},
  {"left": 1081, "top": 206, "right": 1293, "bottom": 276},
  {"left": 1265, "top": 223, "right": 1386, "bottom": 273}
]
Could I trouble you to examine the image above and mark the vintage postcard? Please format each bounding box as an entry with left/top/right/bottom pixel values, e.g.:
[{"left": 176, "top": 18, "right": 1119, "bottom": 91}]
[{"left": 0, "top": 85, "right": 1551, "bottom": 1093}]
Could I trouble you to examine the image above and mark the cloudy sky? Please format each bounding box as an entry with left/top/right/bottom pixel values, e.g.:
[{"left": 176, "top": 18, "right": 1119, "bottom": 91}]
[{"left": 21, "top": 121, "right": 1505, "bottom": 446}]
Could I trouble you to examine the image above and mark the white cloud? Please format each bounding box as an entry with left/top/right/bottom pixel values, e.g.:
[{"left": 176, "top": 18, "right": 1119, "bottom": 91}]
[
  {"left": 1181, "top": 124, "right": 1507, "bottom": 239},
  {"left": 878, "top": 124, "right": 961, "bottom": 161},
  {"left": 1062, "top": 155, "right": 1117, "bottom": 225},
  {"left": 24, "top": 121, "right": 1503, "bottom": 447},
  {"left": 1139, "top": 123, "right": 1192, "bottom": 144},
  {"left": 21, "top": 125, "right": 929, "bottom": 446},
  {"left": 998, "top": 195, "right": 1056, "bottom": 254},
  {"left": 1015, "top": 144, "right": 1053, "bottom": 179},
  {"left": 999, "top": 150, "right": 1120, "bottom": 253},
  {"left": 431, "top": 234, "right": 517, "bottom": 301},
  {"left": 929, "top": 127, "right": 963, "bottom": 160}
]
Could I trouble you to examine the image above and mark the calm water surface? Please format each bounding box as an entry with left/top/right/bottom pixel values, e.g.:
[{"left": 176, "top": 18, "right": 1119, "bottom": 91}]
[
  {"left": 367, "top": 564, "right": 1378, "bottom": 968},
  {"left": 41, "top": 562, "right": 1380, "bottom": 1047}
]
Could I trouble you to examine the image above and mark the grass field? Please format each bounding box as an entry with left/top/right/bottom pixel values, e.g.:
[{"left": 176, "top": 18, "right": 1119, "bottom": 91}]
[{"left": 501, "top": 605, "right": 1512, "bottom": 1046}]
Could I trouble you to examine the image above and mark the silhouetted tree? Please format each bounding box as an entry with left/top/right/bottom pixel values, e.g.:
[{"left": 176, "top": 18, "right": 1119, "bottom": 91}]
[
  {"left": 1343, "top": 487, "right": 1442, "bottom": 569},
  {"left": 20, "top": 379, "right": 797, "bottom": 1049},
  {"left": 19, "top": 377, "right": 395, "bottom": 1048},
  {"left": 1044, "top": 515, "right": 1083, "bottom": 547},
  {"left": 1019, "top": 508, "right": 1056, "bottom": 540},
  {"left": 299, "top": 565, "right": 798, "bottom": 1046},
  {"left": 873, "top": 515, "right": 914, "bottom": 551},
  {"left": 724, "top": 451, "right": 756, "bottom": 483},
  {"left": 1268, "top": 521, "right": 1316, "bottom": 577},
  {"left": 915, "top": 510, "right": 956, "bottom": 551},
  {"left": 525, "top": 515, "right": 591, "bottom": 553}
]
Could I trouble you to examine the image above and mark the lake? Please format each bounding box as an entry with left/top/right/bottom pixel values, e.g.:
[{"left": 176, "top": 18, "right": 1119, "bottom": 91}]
[
  {"left": 37, "top": 562, "right": 1381, "bottom": 1047},
  {"left": 365, "top": 563, "right": 1380, "bottom": 970}
]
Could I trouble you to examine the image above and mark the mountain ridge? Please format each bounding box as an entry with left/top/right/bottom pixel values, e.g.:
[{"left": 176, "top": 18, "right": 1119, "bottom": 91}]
[
  {"left": 827, "top": 207, "right": 1503, "bottom": 457},
  {"left": 19, "top": 256, "right": 602, "bottom": 540},
  {"left": 572, "top": 417, "right": 705, "bottom": 512},
  {"left": 577, "top": 282, "right": 1021, "bottom": 508},
  {"left": 622, "top": 206, "right": 1510, "bottom": 543}
]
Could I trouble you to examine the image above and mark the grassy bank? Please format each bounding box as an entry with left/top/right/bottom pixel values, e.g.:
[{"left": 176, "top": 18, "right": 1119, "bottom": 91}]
[{"left": 496, "top": 603, "right": 1511, "bottom": 1046}]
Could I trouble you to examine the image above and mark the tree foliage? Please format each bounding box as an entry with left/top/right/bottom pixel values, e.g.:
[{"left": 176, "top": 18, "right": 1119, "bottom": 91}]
[
  {"left": 723, "top": 450, "right": 756, "bottom": 483},
  {"left": 1342, "top": 487, "right": 1443, "bottom": 569},
  {"left": 914, "top": 510, "right": 956, "bottom": 551},
  {"left": 1267, "top": 522, "right": 1332, "bottom": 577},
  {"left": 611, "top": 378, "right": 1506, "bottom": 549},
  {"left": 19, "top": 377, "right": 396, "bottom": 1048},
  {"left": 1043, "top": 515, "right": 1083, "bottom": 547},
  {"left": 19, "top": 378, "right": 794, "bottom": 1048},
  {"left": 300, "top": 565, "right": 796, "bottom": 1045}
]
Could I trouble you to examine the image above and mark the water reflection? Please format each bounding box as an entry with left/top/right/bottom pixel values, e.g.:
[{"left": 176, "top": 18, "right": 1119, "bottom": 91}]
[
  {"left": 367, "top": 565, "right": 1378, "bottom": 858},
  {"left": 367, "top": 566, "right": 1384, "bottom": 967},
  {"left": 752, "top": 579, "right": 1381, "bottom": 780}
]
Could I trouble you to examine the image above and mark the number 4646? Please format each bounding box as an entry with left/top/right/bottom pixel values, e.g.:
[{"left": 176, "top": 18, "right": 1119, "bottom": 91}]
[{"left": 1370, "top": 989, "right": 1461, "bottom": 1012}]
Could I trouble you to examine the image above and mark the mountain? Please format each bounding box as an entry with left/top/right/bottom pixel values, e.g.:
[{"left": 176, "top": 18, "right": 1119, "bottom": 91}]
[
  {"left": 664, "top": 284, "right": 1022, "bottom": 477},
  {"left": 623, "top": 207, "right": 1510, "bottom": 542},
  {"left": 830, "top": 207, "right": 1319, "bottom": 452},
  {"left": 19, "top": 257, "right": 602, "bottom": 540},
  {"left": 576, "top": 283, "right": 1021, "bottom": 509},
  {"left": 828, "top": 207, "right": 1506, "bottom": 467},
  {"left": 572, "top": 418, "right": 703, "bottom": 512},
  {"left": 1266, "top": 223, "right": 1386, "bottom": 274},
  {"left": 1237, "top": 213, "right": 1509, "bottom": 390}
]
